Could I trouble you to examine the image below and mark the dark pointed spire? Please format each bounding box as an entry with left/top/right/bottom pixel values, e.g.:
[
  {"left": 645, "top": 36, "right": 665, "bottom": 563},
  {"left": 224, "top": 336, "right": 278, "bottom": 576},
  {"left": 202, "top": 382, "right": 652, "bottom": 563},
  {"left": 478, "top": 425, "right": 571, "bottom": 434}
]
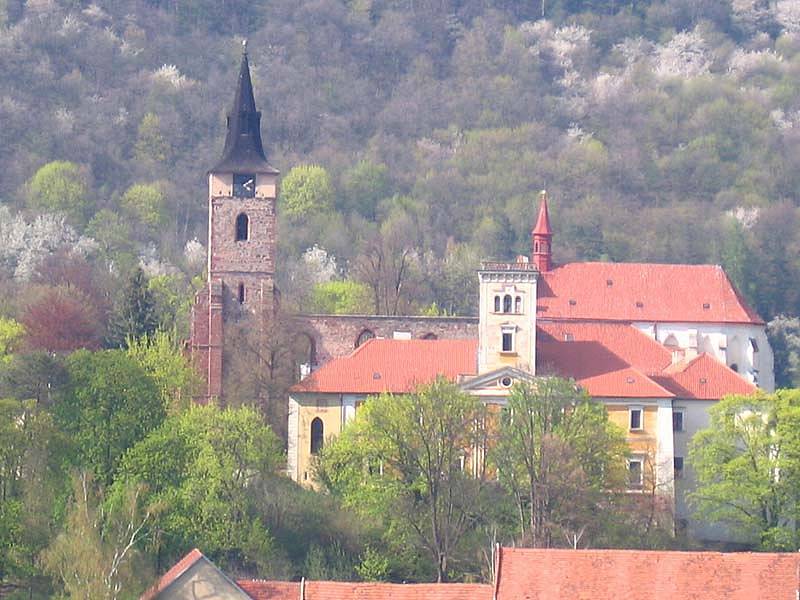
[{"left": 211, "top": 40, "right": 278, "bottom": 173}]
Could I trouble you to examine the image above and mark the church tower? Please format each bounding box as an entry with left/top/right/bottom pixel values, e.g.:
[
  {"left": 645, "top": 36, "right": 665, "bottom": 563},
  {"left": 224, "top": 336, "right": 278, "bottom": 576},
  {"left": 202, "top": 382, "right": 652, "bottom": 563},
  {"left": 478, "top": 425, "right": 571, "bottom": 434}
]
[{"left": 190, "top": 42, "right": 279, "bottom": 402}]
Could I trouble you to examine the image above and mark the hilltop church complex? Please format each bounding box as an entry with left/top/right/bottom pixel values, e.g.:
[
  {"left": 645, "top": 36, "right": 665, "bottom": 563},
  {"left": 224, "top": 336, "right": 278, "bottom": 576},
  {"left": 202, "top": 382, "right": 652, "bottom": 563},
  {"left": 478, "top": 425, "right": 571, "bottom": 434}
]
[{"left": 190, "top": 45, "right": 774, "bottom": 543}]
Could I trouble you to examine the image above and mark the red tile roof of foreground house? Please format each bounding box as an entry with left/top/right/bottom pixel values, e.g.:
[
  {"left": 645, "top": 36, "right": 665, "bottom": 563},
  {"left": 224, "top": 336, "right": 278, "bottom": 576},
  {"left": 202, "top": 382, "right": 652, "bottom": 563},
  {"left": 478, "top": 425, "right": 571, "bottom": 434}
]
[
  {"left": 493, "top": 546, "right": 799, "bottom": 600},
  {"left": 140, "top": 548, "right": 204, "bottom": 600},
  {"left": 537, "top": 262, "right": 763, "bottom": 324},
  {"left": 237, "top": 580, "right": 300, "bottom": 600},
  {"left": 302, "top": 581, "right": 491, "bottom": 600},
  {"left": 290, "top": 338, "right": 478, "bottom": 394}
]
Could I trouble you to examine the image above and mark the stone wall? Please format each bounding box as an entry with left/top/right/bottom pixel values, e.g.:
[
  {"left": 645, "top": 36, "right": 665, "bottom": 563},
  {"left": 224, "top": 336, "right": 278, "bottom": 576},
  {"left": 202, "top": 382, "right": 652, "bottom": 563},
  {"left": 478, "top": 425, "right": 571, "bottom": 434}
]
[{"left": 296, "top": 314, "right": 479, "bottom": 366}]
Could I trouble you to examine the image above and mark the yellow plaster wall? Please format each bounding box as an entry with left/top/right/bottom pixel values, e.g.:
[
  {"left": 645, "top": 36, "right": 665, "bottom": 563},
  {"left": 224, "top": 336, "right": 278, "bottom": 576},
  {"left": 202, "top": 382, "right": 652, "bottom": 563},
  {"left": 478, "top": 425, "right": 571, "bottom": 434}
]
[
  {"left": 296, "top": 395, "right": 343, "bottom": 485},
  {"left": 606, "top": 403, "right": 659, "bottom": 486}
]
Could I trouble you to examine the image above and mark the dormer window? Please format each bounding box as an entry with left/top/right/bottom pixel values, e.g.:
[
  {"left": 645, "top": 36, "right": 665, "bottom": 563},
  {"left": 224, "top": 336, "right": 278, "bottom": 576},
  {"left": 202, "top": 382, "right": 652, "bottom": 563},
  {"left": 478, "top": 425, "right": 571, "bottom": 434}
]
[{"left": 233, "top": 173, "right": 256, "bottom": 198}]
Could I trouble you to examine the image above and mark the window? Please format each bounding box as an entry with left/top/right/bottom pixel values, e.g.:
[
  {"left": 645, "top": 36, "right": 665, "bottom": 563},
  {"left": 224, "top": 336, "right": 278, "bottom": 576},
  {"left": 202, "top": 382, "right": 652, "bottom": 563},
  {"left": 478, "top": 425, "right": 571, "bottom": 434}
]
[
  {"left": 355, "top": 329, "right": 375, "bottom": 348},
  {"left": 515, "top": 296, "right": 522, "bottom": 314},
  {"left": 233, "top": 173, "right": 256, "bottom": 198},
  {"left": 730, "top": 363, "right": 739, "bottom": 373},
  {"left": 629, "top": 407, "right": 643, "bottom": 431},
  {"left": 494, "top": 295, "right": 500, "bottom": 312},
  {"left": 674, "top": 457, "right": 684, "bottom": 479},
  {"left": 628, "top": 458, "right": 643, "bottom": 488},
  {"left": 501, "top": 326, "right": 515, "bottom": 353},
  {"left": 235, "top": 213, "right": 249, "bottom": 241},
  {"left": 750, "top": 337, "right": 759, "bottom": 353},
  {"left": 503, "top": 295, "right": 512, "bottom": 313},
  {"left": 238, "top": 283, "right": 246, "bottom": 303},
  {"left": 673, "top": 410, "right": 684, "bottom": 432},
  {"left": 310, "top": 418, "right": 324, "bottom": 454}
]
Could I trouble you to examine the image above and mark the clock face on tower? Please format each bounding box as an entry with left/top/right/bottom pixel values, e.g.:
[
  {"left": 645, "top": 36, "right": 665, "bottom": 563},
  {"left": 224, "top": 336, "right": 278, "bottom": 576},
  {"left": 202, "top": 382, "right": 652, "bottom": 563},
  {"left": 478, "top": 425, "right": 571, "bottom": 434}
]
[{"left": 233, "top": 173, "right": 256, "bottom": 198}]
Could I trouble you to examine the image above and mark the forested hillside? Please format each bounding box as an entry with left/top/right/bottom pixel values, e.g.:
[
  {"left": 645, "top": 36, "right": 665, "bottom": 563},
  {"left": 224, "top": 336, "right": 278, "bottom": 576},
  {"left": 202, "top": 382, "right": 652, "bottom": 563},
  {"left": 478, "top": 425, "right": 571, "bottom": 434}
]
[{"left": 3, "top": 0, "right": 800, "bottom": 329}]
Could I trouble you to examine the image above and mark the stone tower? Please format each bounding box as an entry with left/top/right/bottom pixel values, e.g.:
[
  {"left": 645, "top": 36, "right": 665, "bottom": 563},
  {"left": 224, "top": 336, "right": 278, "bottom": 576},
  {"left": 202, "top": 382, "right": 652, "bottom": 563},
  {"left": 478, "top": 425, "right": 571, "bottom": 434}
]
[{"left": 190, "top": 42, "right": 279, "bottom": 402}]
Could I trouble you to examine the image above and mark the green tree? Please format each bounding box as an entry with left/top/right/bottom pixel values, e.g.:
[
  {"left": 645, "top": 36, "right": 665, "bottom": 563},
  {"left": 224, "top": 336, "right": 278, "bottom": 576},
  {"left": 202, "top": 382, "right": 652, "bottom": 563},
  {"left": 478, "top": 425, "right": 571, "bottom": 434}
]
[
  {"left": 340, "top": 160, "right": 391, "bottom": 219},
  {"left": 0, "top": 317, "right": 24, "bottom": 364},
  {"left": 768, "top": 315, "right": 800, "bottom": 389},
  {"left": 308, "top": 280, "right": 373, "bottom": 314},
  {"left": 491, "top": 379, "right": 628, "bottom": 548},
  {"left": 280, "top": 165, "right": 334, "bottom": 220},
  {"left": 120, "top": 183, "right": 167, "bottom": 236},
  {"left": 114, "top": 404, "right": 283, "bottom": 572},
  {"left": 317, "top": 379, "right": 489, "bottom": 582},
  {"left": 689, "top": 391, "right": 800, "bottom": 550},
  {"left": 126, "top": 330, "right": 198, "bottom": 414},
  {"left": 55, "top": 350, "right": 164, "bottom": 485},
  {"left": 27, "top": 161, "right": 90, "bottom": 227},
  {"left": 107, "top": 268, "right": 159, "bottom": 349},
  {"left": 42, "top": 472, "right": 154, "bottom": 600},
  {"left": 134, "top": 113, "right": 171, "bottom": 166}
]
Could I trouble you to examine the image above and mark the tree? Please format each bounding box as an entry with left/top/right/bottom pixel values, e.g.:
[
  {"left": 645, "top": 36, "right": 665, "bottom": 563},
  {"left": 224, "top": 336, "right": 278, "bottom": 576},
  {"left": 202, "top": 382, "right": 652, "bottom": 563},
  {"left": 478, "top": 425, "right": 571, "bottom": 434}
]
[
  {"left": 114, "top": 404, "right": 283, "bottom": 572},
  {"left": 21, "top": 287, "right": 104, "bottom": 353},
  {"left": 27, "top": 161, "right": 90, "bottom": 228},
  {"left": 317, "top": 379, "right": 489, "bottom": 582},
  {"left": 340, "top": 160, "right": 391, "bottom": 219},
  {"left": 54, "top": 350, "right": 164, "bottom": 485},
  {"left": 280, "top": 165, "right": 334, "bottom": 220},
  {"left": 689, "top": 391, "right": 800, "bottom": 550},
  {"left": 768, "top": 315, "right": 800, "bottom": 389},
  {"left": 0, "top": 317, "right": 23, "bottom": 363},
  {"left": 42, "top": 472, "right": 154, "bottom": 600},
  {"left": 126, "top": 330, "right": 198, "bottom": 415},
  {"left": 120, "top": 183, "right": 167, "bottom": 237},
  {"left": 107, "top": 268, "right": 159, "bottom": 349},
  {"left": 491, "top": 379, "right": 628, "bottom": 548},
  {"left": 308, "top": 280, "right": 373, "bottom": 314}
]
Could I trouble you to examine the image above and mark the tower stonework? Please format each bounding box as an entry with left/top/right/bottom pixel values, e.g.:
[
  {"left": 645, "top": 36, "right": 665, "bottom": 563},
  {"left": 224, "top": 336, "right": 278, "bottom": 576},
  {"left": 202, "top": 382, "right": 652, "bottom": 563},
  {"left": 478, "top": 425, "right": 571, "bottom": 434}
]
[{"left": 190, "top": 44, "right": 279, "bottom": 402}]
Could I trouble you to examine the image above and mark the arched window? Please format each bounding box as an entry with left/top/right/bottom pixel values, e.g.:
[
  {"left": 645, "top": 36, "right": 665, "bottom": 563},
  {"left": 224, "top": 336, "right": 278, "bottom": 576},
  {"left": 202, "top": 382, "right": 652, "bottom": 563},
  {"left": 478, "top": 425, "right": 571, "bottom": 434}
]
[
  {"left": 494, "top": 296, "right": 501, "bottom": 312},
  {"left": 664, "top": 334, "right": 680, "bottom": 348},
  {"left": 534, "top": 241, "right": 540, "bottom": 252},
  {"left": 310, "top": 418, "right": 324, "bottom": 454},
  {"left": 503, "top": 295, "right": 512, "bottom": 313},
  {"left": 422, "top": 332, "right": 437, "bottom": 340},
  {"left": 355, "top": 329, "right": 375, "bottom": 348},
  {"left": 235, "top": 213, "right": 249, "bottom": 241},
  {"left": 515, "top": 296, "right": 522, "bottom": 314},
  {"left": 238, "top": 283, "right": 246, "bottom": 303}
]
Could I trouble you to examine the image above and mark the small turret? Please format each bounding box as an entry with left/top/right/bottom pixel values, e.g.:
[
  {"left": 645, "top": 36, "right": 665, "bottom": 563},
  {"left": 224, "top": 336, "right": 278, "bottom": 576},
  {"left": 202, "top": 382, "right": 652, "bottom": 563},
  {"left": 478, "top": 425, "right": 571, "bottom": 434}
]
[{"left": 531, "top": 190, "right": 553, "bottom": 272}]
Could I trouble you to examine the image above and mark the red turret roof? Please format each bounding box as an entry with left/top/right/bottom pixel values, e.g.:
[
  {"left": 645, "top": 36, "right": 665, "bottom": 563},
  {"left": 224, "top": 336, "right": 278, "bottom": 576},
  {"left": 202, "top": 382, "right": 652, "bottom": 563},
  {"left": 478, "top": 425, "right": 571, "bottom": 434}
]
[{"left": 532, "top": 191, "right": 552, "bottom": 236}]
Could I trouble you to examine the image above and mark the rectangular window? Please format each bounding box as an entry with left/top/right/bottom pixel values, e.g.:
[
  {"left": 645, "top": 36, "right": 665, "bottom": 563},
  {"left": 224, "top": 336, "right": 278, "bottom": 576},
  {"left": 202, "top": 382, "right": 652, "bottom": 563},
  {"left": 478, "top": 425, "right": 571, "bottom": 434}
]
[
  {"left": 673, "top": 410, "right": 684, "bottom": 432},
  {"left": 628, "top": 459, "right": 643, "bottom": 488},
  {"left": 629, "top": 408, "right": 643, "bottom": 431},
  {"left": 674, "top": 457, "right": 684, "bottom": 479},
  {"left": 502, "top": 332, "right": 513, "bottom": 352}
]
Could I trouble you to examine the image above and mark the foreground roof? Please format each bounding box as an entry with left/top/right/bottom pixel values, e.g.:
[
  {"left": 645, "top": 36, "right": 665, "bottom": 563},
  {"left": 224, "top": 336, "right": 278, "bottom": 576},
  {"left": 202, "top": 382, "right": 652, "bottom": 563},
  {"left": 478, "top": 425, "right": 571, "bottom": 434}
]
[
  {"left": 537, "top": 262, "right": 763, "bottom": 324},
  {"left": 494, "top": 547, "right": 799, "bottom": 600},
  {"left": 290, "top": 338, "right": 478, "bottom": 394}
]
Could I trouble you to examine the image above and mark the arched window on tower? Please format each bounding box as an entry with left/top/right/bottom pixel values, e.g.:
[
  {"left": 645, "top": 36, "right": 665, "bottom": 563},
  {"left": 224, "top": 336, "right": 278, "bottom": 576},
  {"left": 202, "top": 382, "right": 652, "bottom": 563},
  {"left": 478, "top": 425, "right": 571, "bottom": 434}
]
[
  {"left": 534, "top": 241, "right": 540, "bottom": 253},
  {"left": 238, "top": 283, "right": 246, "bottom": 303},
  {"left": 235, "top": 213, "right": 249, "bottom": 241},
  {"left": 310, "top": 418, "right": 324, "bottom": 454},
  {"left": 355, "top": 329, "right": 375, "bottom": 348},
  {"left": 503, "top": 295, "right": 512, "bottom": 313},
  {"left": 494, "top": 296, "right": 501, "bottom": 312},
  {"left": 515, "top": 296, "right": 522, "bottom": 314}
]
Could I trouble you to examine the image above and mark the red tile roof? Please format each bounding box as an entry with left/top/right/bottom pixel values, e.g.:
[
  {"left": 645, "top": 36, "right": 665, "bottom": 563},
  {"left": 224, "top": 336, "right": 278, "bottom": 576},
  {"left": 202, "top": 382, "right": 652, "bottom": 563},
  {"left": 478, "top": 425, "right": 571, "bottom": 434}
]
[
  {"left": 537, "top": 262, "right": 763, "bottom": 324},
  {"left": 305, "top": 581, "right": 491, "bottom": 600},
  {"left": 237, "top": 580, "right": 300, "bottom": 600},
  {"left": 140, "top": 548, "right": 204, "bottom": 600},
  {"left": 291, "top": 338, "right": 478, "bottom": 394},
  {"left": 537, "top": 320, "right": 753, "bottom": 400},
  {"left": 494, "top": 546, "right": 799, "bottom": 600},
  {"left": 654, "top": 353, "right": 757, "bottom": 399},
  {"left": 235, "top": 580, "right": 491, "bottom": 600}
]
